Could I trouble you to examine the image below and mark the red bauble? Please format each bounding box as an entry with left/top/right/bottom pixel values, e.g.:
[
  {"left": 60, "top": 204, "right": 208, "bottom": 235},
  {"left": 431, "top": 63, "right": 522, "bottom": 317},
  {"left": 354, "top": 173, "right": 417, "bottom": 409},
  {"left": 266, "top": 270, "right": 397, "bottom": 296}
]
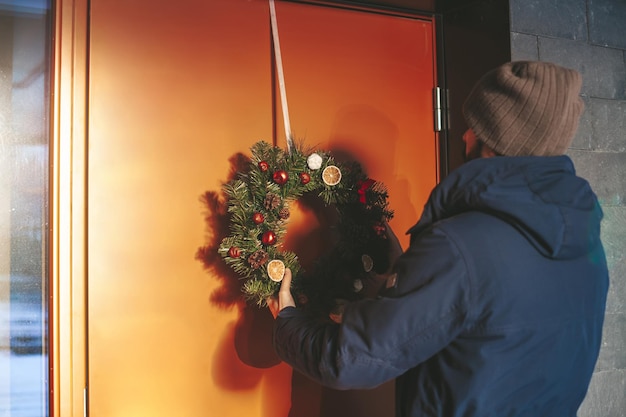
[
  {"left": 296, "top": 293, "right": 309, "bottom": 305},
  {"left": 299, "top": 172, "right": 311, "bottom": 185},
  {"left": 252, "top": 212, "right": 265, "bottom": 224},
  {"left": 228, "top": 246, "right": 241, "bottom": 258},
  {"left": 373, "top": 221, "right": 387, "bottom": 237},
  {"left": 357, "top": 178, "right": 376, "bottom": 204},
  {"left": 258, "top": 161, "right": 269, "bottom": 172},
  {"left": 272, "top": 170, "right": 289, "bottom": 185},
  {"left": 261, "top": 230, "right": 277, "bottom": 245}
]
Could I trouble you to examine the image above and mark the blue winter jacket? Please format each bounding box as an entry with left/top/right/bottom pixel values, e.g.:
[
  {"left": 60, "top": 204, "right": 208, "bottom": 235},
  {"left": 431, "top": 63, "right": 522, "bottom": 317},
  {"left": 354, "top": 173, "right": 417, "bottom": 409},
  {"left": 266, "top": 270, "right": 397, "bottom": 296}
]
[{"left": 273, "top": 155, "right": 609, "bottom": 417}]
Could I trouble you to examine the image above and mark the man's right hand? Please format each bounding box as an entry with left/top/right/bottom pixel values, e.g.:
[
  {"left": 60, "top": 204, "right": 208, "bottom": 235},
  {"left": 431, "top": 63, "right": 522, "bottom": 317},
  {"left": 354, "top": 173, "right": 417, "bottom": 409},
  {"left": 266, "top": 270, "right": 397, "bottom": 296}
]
[{"left": 267, "top": 268, "right": 296, "bottom": 319}]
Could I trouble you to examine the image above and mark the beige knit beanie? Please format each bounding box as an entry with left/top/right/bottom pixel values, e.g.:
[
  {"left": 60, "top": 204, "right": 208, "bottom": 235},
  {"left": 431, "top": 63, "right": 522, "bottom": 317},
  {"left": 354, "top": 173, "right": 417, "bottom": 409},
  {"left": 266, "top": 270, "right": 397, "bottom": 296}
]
[{"left": 463, "top": 61, "right": 584, "bottom": 156}]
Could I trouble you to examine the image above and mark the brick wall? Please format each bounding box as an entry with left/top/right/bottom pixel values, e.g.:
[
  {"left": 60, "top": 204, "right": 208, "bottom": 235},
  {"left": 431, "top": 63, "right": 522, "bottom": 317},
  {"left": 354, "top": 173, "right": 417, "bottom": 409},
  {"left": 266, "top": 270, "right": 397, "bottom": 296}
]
[{"left": 510, "top": 0, "right": 626, "bottom": 415}]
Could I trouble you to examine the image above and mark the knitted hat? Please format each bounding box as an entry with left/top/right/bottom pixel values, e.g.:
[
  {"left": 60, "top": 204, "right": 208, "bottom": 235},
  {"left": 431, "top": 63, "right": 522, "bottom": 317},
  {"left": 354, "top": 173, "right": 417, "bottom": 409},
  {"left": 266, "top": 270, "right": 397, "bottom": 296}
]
[{"left": 463, "top": 61, "right": 584, "bottom": 156}]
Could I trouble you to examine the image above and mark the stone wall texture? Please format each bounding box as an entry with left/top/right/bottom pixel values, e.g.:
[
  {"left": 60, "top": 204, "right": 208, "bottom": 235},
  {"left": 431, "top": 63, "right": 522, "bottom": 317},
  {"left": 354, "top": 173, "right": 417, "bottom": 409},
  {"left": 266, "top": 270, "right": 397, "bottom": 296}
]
[{"left": 510, "top": 0, "right": 626, "bottom": 415}]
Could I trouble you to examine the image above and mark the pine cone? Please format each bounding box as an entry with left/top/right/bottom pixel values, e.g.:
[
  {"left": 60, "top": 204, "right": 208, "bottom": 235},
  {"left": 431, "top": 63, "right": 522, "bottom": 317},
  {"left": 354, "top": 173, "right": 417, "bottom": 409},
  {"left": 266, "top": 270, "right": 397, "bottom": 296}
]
[
  {"left": 279, "top": 207, "right": 290, "bottom": 219},
  {"left": 264, "top": 192, "right": 281, "bottom": 210},
  {"left": 248, "top": 250, "right": 269, "bottom": 269}
]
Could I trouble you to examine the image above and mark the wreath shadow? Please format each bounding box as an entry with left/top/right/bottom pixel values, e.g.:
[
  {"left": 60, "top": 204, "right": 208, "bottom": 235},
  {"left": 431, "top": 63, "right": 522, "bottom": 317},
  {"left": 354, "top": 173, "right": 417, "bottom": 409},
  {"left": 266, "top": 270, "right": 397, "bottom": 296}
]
[
  {"left": 195, "top": 150, "right": 334, "bottom": 417},
  {"left": 195, "top": 150, "right": 347, "bottom": 367},
  {"left": 195, "top": 152, "right": 281, "bottom": 369},
  {"left": 196, "top": 148, "right": 395, "bottom": 417}
]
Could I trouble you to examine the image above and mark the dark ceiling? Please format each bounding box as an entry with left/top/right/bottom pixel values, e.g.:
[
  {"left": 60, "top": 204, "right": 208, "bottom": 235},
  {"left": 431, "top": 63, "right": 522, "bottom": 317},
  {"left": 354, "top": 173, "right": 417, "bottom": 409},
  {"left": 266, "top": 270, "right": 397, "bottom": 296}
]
[
  {"left": 299, "top": 0, "right": 494, "bottom": 14},
  {"left": 297, "top": 0, "right": 437, "bottom": 13},
  {"left": 343, "top": 0, "right": 436, "bottom": 11}
]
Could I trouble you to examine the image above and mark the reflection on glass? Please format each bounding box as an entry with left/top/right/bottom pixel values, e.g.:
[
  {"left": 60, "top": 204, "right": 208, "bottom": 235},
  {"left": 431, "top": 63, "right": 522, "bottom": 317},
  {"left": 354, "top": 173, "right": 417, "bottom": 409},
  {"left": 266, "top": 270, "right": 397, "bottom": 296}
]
[{"left": 0, "top": 1, "right": 51, "bottom": 416}]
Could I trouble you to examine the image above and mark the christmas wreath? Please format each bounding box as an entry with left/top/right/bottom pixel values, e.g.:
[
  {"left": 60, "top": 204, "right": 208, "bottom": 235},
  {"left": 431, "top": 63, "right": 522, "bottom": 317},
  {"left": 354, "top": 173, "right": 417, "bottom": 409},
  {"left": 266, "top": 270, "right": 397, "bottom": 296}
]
[{"left": 219, "top": 141, "right": 393, "bottom": 310}]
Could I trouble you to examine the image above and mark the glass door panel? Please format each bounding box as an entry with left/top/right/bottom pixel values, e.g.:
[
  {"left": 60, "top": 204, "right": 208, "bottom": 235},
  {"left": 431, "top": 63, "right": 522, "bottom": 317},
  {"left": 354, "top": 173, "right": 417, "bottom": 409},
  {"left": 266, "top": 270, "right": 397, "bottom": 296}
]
[{"left": 0, "top": 1, "right": 52, "bottom": 416}]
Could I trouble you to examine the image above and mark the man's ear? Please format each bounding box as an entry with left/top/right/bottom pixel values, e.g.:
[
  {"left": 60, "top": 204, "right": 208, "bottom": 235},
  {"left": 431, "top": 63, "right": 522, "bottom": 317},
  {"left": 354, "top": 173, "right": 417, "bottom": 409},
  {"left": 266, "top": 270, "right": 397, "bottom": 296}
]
[{"left": 480, "top": 143, "right": 500, "bottom": 158}]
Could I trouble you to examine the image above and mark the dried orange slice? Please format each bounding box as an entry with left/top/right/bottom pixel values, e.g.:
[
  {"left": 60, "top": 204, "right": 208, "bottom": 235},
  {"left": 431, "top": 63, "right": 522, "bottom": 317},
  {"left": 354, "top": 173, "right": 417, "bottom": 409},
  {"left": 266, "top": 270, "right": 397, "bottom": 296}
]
[
  {"left": 267, "top": 259, "right": 286, "bottom": 282},
  {"left": 322, "top": 165, "right": 342, "bottom": 186},
  {"left": 361, "top": 254, "right": 373, "bottom": 272}
]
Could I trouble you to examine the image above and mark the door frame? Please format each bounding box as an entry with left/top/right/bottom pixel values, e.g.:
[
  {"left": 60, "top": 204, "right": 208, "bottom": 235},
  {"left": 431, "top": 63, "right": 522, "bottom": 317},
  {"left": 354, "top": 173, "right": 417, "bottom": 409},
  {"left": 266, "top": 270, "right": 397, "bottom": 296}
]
[{"left": 50, "top": 0, "right": 89, "bottom": 415}]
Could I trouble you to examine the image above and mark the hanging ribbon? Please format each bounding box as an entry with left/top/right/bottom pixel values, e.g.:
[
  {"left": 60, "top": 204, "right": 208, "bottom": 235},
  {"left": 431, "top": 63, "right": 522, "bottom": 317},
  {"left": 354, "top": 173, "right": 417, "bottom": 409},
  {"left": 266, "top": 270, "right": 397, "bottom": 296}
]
[{"left": 269, "top": 0, "right": 295, "bottom": 154}]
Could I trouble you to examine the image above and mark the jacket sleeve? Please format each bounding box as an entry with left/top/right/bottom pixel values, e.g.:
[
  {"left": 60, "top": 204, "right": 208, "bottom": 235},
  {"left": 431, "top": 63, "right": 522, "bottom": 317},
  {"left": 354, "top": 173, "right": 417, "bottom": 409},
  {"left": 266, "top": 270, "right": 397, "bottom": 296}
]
[{"left": 272, "top": 226, "right": 473, "bottom": 390}]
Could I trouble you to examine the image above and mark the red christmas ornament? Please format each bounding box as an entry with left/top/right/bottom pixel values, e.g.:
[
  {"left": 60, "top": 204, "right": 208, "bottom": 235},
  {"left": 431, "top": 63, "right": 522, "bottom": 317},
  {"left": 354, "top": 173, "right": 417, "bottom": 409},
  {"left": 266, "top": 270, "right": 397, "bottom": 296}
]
[
  {"left": 296, "top": 293, "right": 309, "bottom": 305},
  {"left": 252, "top": 212, "right": 265, "bottom": 224},
  {"left": 272, "top": 170, "right": 289, "bottom": 185},
  {"left": 228, "top": 246, "right": 241, "bottom": 258},
  {"left": 373, "top": 221, "right": 387, "bottom": 237},
  {"left": 299, "top": 172, "right": 311, "bottom": 185},
  {"left": 258, "top": 161, "right": 269, "bottom": 172},
  {"left": 357, "top": 178, "right": 376, "bottom": 204},
  {"left": 261, "top": 230, "right": 277, "bottom": 245}
]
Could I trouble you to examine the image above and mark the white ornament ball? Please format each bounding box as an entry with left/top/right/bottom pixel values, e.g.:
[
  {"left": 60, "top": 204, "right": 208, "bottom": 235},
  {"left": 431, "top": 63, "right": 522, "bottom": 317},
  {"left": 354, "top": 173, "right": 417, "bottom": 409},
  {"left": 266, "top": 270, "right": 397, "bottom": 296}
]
[{"left": 307, "top": 153, "right": 323, "bottom": 170}]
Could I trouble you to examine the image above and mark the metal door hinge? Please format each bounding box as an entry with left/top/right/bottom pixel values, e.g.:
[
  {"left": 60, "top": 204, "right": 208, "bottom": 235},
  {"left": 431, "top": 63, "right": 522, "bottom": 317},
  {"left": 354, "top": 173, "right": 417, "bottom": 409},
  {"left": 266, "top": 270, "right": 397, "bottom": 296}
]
[
  {"left": 433, "top": 87, "right": 449, "bottom": 132},
  {"left": 84, "top": 387, "right": 88, "bottom": 417}
]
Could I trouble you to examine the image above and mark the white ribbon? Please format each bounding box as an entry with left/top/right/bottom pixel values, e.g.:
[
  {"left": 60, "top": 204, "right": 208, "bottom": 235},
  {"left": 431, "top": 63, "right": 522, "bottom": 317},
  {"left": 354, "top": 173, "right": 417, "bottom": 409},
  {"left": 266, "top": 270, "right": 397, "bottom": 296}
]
[{"left": 269, "top": 0, "right": 294, "bottom": 153}]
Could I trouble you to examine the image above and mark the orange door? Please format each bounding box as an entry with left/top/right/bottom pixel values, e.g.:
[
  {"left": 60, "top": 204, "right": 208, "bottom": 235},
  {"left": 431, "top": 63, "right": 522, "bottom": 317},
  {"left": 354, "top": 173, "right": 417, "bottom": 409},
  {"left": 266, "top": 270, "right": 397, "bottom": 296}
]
[
  {"left": 87, "top": 1, "right": 437, "bottom": 416},
  {"left": 274, "top": 2, "right": 437, "bottom": 248}
]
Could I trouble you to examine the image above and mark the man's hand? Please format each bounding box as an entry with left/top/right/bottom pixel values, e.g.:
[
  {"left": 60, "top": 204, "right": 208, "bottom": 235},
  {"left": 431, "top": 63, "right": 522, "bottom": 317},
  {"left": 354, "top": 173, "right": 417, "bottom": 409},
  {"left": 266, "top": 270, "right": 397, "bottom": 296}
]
[{"left": 267, "top": 268, "right": 296, "bottom": 319}]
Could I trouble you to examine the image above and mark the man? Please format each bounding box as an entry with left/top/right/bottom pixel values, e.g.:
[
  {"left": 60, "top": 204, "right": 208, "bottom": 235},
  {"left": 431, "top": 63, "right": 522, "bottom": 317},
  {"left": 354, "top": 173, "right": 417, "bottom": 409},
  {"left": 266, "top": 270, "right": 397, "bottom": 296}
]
[{"left": 269, "top": 61, "right": 609, "bottom": 417}]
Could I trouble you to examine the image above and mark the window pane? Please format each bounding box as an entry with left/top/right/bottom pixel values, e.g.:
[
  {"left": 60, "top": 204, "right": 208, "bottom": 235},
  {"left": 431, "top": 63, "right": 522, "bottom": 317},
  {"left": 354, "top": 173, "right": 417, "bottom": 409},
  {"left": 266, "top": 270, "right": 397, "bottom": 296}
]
[{"left": 0, "top": 1, "right": 51, "bottom": 416}]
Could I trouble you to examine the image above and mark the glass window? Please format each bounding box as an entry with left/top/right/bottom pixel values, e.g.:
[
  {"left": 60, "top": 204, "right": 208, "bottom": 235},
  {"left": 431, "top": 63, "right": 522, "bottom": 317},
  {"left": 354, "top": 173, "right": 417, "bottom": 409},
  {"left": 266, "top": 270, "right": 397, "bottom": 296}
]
[{"left": 0, "top": 1, "right": 52, "bottom": 416}]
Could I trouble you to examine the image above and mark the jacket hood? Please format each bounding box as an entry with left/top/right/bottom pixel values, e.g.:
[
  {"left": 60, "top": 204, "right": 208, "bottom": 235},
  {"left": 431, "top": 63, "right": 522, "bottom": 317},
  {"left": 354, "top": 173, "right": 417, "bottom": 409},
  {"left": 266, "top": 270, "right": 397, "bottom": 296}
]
[{"left": 408, "top": 155, "right": 603, "bottom": 259}]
